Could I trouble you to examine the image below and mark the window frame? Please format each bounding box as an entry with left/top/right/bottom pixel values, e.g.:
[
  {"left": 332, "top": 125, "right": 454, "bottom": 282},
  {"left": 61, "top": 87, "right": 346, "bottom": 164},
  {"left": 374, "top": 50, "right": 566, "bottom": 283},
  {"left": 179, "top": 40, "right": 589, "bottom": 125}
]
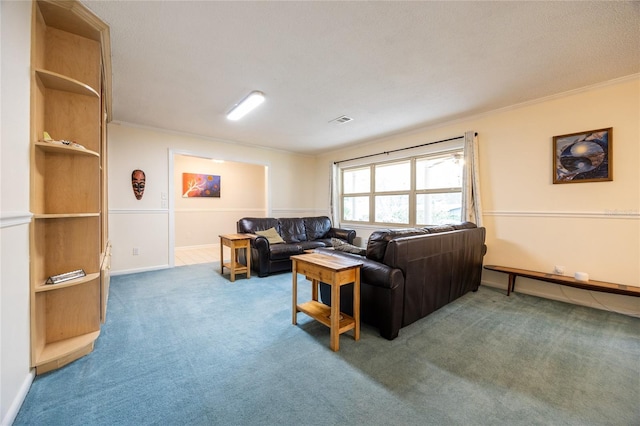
[{"left": 339, "top": 149, "right": 463, "bottom": 227}]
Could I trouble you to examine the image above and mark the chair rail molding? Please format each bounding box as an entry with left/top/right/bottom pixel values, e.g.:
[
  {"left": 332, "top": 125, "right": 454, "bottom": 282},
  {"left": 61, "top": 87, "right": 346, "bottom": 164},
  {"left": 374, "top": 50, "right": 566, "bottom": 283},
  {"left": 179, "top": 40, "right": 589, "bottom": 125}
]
[
  {"left": 0, "top": 211, "right": 33, "bottom": 228},
  {"left": 483, "top": 210, "right": 639, "bottom": 220}
]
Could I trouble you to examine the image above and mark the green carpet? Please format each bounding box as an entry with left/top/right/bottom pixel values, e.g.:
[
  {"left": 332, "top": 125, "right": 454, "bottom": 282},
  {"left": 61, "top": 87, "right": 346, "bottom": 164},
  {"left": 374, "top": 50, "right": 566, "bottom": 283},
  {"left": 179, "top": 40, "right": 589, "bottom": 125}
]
[{"left": 14, "top": 262, "right": 640, "bottom": 425}]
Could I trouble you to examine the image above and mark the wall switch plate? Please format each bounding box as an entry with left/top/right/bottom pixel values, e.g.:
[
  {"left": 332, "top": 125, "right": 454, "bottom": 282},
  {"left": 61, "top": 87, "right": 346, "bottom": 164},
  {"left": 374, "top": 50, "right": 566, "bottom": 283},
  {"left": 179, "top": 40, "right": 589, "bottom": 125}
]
[{"left": 133, "top": 248, "right": 139, "bottom": 256}]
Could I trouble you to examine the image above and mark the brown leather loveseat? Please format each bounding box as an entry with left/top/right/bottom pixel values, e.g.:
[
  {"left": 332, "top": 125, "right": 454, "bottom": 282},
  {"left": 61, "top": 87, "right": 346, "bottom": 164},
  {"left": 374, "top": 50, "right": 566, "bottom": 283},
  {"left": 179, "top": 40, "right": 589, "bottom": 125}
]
[
  {"left": 237, "top": 216, "right": 356, "bottom": 277},
  {"left": 317, "top": 222, "right": 486, "bottom": 340}
]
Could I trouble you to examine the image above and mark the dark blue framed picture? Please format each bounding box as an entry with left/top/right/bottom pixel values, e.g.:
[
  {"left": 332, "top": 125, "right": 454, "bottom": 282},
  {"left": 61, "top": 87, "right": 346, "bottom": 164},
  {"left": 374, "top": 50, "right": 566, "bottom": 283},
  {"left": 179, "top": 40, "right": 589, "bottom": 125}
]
[{"left": 553, "top": 127, "right": 612, "bottom": 184}]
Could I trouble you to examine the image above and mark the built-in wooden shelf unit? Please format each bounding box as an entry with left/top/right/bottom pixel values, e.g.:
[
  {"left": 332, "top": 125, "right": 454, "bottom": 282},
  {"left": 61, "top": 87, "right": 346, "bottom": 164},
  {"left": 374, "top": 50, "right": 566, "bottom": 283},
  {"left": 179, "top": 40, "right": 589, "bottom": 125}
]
[{"left": 30, "top": 0, "right": 111, "bottom": 374}]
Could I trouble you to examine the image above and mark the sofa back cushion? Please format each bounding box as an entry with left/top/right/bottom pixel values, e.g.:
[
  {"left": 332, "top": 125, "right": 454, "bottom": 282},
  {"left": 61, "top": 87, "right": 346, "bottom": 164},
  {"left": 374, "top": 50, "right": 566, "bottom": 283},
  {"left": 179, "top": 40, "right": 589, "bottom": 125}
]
[
  {"left": 278, "top": 218, "right": 307, "bottom": 243},
  {"left": 304, "top": 216, "right": 331, "bottom": 241},
  {"left": 237, "top": 217, "right": 280, "bottom": 234},
  {"left": 366, "top": 228, "right": 428, "bottom": 262},
  {"left": 423, "top": 225, "right": 455, "bottom": 233}
]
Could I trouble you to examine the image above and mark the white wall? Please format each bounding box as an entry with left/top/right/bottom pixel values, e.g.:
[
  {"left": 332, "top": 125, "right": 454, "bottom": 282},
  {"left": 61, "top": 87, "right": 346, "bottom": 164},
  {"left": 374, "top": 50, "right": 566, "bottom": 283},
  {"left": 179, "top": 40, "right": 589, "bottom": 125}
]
[
  {"left": 108, "top": 123, "right": 319, "bottom": 274},
  {"left": 315, "top": 76, "right": 640, "bottom": 316},
  {"left": 174, "top": 155, "right": 266, "bottom": 247},
  {"left": 0, "top": 1, "right": 35, "bottom": 424}
]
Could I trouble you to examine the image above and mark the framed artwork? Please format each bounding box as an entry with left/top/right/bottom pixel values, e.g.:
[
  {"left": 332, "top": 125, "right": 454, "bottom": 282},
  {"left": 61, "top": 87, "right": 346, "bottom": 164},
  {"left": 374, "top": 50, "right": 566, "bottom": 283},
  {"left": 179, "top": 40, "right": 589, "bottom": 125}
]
[
  {"left": 182, "top": 173, "right": 221, "bottom": 197},
  {"left": 553, "top": 127, "right": 612, "bottom": 184}
]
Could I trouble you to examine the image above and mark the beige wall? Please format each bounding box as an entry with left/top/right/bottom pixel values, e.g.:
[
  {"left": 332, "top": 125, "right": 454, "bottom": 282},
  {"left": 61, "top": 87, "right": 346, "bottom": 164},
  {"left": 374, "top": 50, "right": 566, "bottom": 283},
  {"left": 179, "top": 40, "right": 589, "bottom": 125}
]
[
  {"left": 315, "top": 76, "right": 639, "bottom": 316},
  {"left": 1, "top": 1, "right": 35, "bottom": 424},
  {"left": 108, "top": 123, "right": 320, "bottom": 274},
  {"left": 174, "top": 155, "right": 266, "bottom": 247}
]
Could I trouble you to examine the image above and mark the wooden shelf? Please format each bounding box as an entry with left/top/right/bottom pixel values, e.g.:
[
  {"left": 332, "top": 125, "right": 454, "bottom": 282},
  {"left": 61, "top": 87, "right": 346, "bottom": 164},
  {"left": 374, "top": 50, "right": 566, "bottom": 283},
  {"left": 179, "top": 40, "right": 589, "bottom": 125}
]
[
  {"left": 34, "top": 330, "right": 100, "bottom": 372},
  {"left": 35, "top": 272, "right": 100, "bottom": 293},
  {"left": 297, "top": 301, "right": 356, "bottom": 334},
  {"left": 35, "top": 68, "right": 99, "bottom": 97},
  {"left": 484, "top": 265, "right": 640, "bottom": 297},
  {"left": 35, "top": 140, "right": 99, "bottom": 157},
  {"left": 33, "top": 213, "right": 99, "bottom": 219}
]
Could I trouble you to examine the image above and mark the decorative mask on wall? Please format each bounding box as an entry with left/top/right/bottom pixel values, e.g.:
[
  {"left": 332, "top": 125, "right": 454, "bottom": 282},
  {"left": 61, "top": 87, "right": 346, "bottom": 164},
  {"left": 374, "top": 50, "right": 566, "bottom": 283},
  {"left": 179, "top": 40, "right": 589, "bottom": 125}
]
[{"left": 131, "top": 169, "right": 146, "bottom": 200}]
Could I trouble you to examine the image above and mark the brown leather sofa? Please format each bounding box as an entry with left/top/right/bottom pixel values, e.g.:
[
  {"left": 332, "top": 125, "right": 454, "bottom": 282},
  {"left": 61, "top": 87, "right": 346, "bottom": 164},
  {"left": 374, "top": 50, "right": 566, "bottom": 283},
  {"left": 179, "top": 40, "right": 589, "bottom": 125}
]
[
  {"left": 237, "top": 216, "right": 356, "bottom": 277},
  {"left": 317, "top": 222, "right": 486, "bottom": 340}
]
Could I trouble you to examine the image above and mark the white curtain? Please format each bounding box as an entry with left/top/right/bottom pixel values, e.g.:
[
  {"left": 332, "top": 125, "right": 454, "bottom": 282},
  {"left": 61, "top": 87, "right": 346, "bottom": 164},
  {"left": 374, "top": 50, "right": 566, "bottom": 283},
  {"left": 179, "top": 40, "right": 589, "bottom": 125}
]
[
  {"left": 330, "top": 162, "right": 340, "bottom": 226},
  {"left": 461, "top": 131, "right": 483, "bottom": 226}
]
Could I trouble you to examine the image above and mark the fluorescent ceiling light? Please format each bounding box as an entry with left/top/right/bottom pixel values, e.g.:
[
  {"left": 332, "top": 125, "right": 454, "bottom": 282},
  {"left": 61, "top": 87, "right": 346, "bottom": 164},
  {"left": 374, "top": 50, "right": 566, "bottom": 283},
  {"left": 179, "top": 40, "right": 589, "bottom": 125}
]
[{"left": 226, "top": 91, "right": 265, "bottom": 121}]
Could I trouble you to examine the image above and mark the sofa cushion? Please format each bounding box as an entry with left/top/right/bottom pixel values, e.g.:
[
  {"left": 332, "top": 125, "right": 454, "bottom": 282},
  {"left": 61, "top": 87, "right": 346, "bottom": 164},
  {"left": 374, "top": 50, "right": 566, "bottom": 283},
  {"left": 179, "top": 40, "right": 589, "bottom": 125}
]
[
  {"left": 450, "top": 222, "right": 477, "bottom": 230},
  {"left": 278, "top": 218, "right": 307, "bottom": 243},
  {"left": 298, "top": 241, "right": 327, "bottom": 251},
  {"left": 237, "top": 217, "right": 280, "bottom": 234},
  {"left": 304, "top": 216, "right": 331, "bottom": 240},
  {"left": 269, "top": 243, "right": 304, "bottom": 260},
  {"left": 366, "top": 228, "right": 428, "bottom": 262},
  {"left": 255, "top": 227, "right": 285, "bottom": 244},
  {"left": 424, "top": 224, "right": 455, "bottom": 233}
]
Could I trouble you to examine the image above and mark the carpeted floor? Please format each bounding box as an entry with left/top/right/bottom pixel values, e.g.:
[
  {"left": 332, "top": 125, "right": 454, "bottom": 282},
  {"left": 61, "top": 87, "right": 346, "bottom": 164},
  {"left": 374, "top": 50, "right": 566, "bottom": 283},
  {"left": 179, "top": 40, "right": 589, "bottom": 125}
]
[{"left": 14, "top": 262, "right": 640, "bottom": 425}]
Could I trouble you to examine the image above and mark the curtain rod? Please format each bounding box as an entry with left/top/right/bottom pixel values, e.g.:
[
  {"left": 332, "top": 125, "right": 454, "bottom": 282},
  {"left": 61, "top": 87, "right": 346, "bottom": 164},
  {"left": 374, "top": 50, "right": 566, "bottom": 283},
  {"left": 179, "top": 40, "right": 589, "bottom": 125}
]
[{"left": 333, "top": 135, "right": 466, "bottom": 165}]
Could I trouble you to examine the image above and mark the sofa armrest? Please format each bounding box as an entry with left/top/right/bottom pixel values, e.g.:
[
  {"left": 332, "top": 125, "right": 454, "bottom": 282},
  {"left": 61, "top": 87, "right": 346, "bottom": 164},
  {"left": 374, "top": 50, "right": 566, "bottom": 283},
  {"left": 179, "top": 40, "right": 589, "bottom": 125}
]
[
  {"left": 327, "top": 227, "right": 356, "bottom": 244},
  {"left": 238, "top": 233, "right": 272, "bottom": 277}
]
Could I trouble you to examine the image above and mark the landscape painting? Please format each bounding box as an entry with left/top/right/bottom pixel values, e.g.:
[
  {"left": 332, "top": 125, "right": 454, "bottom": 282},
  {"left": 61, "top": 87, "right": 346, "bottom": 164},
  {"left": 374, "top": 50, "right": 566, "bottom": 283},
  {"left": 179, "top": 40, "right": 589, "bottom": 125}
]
[
  {"left": 182, "top": 173, "right": 221, "bottom": 197},
  {"left": 553, "top": 128, "right": 612, "bottom": 184}
]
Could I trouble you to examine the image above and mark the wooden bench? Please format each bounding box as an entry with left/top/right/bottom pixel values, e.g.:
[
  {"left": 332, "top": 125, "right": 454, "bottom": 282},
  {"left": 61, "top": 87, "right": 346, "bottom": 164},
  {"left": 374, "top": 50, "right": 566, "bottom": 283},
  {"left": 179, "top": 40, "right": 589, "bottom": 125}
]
[{"left": 484, "top": 265, "right": 640, "bottom": 297}]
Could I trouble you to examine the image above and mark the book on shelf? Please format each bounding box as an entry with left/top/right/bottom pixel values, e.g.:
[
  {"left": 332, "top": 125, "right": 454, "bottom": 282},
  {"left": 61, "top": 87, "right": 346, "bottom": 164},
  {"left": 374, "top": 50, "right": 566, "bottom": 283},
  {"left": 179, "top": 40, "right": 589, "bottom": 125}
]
[{"left": 46, "top": 269, "right": 86, "bottom": 285}]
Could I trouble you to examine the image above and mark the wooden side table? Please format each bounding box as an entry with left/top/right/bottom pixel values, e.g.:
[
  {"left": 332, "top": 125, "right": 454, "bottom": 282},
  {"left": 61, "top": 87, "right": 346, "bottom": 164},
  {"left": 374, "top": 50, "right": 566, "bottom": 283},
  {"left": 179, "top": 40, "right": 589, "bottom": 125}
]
[
  {"left": 219, "top": 234, "right": 251, "bottom": 282},
  {"left": 484, "top": 265, "right": 639, "bottom": 297},
  {"left": 291, "top": 253, "right": 362, "bottom": 351}
]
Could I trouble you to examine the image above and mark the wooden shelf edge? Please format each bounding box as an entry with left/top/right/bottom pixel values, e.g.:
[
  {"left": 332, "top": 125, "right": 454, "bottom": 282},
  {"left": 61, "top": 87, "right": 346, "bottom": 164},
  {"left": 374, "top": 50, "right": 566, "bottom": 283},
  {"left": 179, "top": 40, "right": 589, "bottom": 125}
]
[
  {"left": 34, "top": 140, "right": 100, "bottom": 157},
  {"left": 34, "top": 330, "right": 100, "bottom": 368},
  {"left": 35, "top": 68, "right": 99, "bottom": 97},
  {"left": 33, "top": 212, "right": 100, "bottom": 219},
  {"left": 35, "top": 272, "right": 100, "bottom": 292},
  {"left": 297, "top": 301, "right": 356, "bottom": 332}
]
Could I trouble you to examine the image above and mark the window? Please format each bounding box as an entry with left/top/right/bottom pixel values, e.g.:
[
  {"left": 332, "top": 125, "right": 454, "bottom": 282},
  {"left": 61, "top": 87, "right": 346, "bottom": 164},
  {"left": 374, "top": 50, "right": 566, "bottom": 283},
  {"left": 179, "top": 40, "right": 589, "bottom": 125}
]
[{"left": 340, "top": 150, "right": 463, "bottom": 226}]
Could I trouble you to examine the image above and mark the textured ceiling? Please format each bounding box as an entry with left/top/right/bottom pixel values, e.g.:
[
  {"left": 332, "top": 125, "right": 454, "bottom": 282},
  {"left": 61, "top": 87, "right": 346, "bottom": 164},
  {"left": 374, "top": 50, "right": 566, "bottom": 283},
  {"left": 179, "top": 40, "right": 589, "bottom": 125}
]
[{"left": 82, "top": 1, "right": 640, "bottom": 155}]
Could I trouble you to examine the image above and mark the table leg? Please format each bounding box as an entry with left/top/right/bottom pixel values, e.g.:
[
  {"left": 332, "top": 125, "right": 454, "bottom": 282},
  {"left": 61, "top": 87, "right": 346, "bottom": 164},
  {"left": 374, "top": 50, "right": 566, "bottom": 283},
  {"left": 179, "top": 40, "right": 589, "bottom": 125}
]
[
  {"left": 230, "top": 244, "right": 236, "bottom": 282},
  {"left": 311, "top": 278, "right": 318, "bottom": 301},
  {"left": 354, "top": 268, "right": 360, "bottom": 341},
  {"left": 245, "top": 244, "right": 251, "bottom": 278},
  {"left": 292, "top": 262, "right": 298, "bottom": 325},
  {"left": 507, "top": 274, "right": 515, "bottom": 296},
  {"left": 330, "top": 282, "right": 340, "bottom": 351},
  {"left": 220, "top": 240, "right": 224, "bottom": 275}
]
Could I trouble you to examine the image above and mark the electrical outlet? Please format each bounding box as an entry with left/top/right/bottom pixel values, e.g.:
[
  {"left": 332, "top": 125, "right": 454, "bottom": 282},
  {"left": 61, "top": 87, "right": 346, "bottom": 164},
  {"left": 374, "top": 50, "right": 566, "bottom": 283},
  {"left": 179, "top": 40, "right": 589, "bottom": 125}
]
[
  {"left": 553, "top": 265, "right": 564, "bottom": 275},
  {"left": 133, "top": 248, "right": 139, "bottom": 256}
]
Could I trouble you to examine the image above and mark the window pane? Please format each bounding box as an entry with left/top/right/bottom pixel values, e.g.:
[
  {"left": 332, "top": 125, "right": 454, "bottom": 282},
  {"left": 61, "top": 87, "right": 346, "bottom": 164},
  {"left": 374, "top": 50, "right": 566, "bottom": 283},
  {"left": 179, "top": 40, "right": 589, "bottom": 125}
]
[
  {"left": 343, "top": 196, "right": 369, "bottom": 221},
  {"left": 343, "top": 168, "right": 370, "bottom": 194},
  {"left": 416, "top": 153, "right": 463, "bottom": 190},
  {"left": 416, "top": 192, "right": 462, "bottom": 225},
  {"left": 375, "top": 195, "right": 408, "bottom": 224},
  {"left": 375, "top": 161, "right": 410, "bottom": 192}
]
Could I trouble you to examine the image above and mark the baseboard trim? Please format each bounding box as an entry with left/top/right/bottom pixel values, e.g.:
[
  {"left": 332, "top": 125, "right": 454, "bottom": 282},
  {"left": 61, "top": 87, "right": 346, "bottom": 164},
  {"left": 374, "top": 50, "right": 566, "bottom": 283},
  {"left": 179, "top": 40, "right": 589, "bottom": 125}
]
[
  {"left": 1, "top": 369, "right": 35, "bottom": 426},
  {"left": 110, "top": 264, "right": 170, "bottom": 276}
]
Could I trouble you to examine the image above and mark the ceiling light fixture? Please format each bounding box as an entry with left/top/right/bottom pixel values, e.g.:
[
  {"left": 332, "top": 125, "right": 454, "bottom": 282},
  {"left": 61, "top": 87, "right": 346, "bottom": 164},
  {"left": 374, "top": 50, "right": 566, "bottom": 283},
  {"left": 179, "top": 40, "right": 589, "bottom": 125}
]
[{"left": 226, "top": 91, "right": 265, "bottom": 121}]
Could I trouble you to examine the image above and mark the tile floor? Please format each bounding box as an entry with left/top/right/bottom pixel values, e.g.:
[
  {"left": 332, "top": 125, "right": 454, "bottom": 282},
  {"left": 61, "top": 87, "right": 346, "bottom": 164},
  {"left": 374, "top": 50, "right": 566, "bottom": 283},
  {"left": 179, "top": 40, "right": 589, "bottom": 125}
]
[{"left": 174, "top": 245, "right": 220, "bottom": 266}]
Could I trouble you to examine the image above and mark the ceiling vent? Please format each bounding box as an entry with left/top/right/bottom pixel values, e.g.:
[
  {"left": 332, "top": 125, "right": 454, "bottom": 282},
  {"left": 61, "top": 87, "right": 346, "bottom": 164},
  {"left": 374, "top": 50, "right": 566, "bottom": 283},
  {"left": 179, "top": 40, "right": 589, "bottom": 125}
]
[{"left": 329, "top": 115, "right": 354, "bottom": 124}]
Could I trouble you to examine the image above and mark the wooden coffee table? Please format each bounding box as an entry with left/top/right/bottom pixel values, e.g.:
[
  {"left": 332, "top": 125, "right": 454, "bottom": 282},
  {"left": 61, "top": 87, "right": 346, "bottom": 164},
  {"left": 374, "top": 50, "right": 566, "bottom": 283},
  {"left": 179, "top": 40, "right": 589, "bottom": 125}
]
[
  {"left": 291, "top": 253, "right": 362, "bottom": 351},
  {"left": 219, "top": 234, "right": 251, "bottom": 282}
]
